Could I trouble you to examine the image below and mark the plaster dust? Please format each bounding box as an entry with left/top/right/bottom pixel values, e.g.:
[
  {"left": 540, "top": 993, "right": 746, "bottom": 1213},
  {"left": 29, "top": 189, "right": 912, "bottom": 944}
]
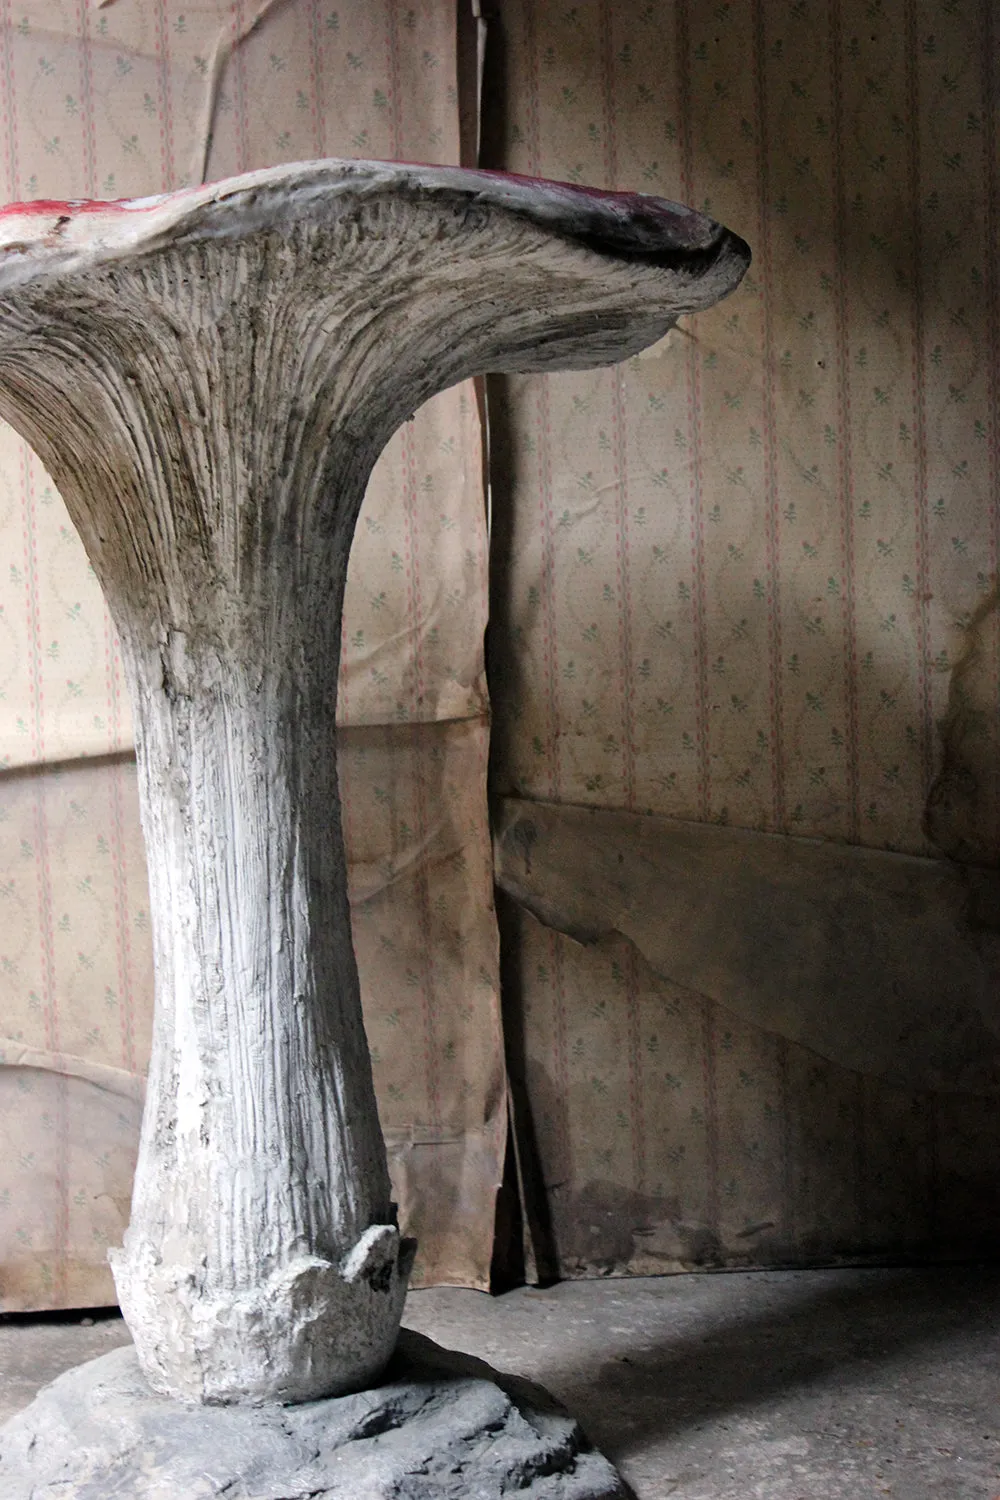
[{"left": 2, "top": 1269, "right": 998, "bottom": 1499}]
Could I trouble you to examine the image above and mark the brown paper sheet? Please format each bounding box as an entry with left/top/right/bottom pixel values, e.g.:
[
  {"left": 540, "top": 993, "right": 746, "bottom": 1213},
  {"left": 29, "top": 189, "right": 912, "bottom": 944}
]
[{"left": 0, "top": 0, "right": 503, "bottom": 1310}]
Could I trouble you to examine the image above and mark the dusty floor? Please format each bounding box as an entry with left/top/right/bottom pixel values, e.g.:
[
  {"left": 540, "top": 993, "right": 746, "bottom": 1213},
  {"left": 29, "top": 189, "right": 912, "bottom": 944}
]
[{"left": 2, "top": 1268, "right": 999, "bottom": 1498}]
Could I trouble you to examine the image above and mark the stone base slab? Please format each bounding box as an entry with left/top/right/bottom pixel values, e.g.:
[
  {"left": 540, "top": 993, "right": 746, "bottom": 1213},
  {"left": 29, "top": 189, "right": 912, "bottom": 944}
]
[{"left": 0, "top": 1328, "right": 630, "bottom": 1499}]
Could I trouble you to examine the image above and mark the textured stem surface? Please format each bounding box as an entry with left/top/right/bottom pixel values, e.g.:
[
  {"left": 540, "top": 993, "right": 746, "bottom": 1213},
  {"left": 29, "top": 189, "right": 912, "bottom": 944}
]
[{"left": 0, "top": 159, "right": 749, "bottom": 1404}]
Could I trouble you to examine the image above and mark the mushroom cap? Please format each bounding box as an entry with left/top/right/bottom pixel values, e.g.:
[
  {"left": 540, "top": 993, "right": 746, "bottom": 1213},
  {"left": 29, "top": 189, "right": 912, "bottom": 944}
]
[
  {"left": 0, "top": 158, "right": 750, "bottom": 629},
  {"left": 0, "top": 157, "right": 750, "bottom": 373}
]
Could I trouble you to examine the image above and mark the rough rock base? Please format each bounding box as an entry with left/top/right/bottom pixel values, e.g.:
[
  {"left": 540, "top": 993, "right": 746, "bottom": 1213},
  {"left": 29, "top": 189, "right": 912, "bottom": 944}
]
[{"left": 0, "top": 1328, "right": 630, "bottom": 1499}]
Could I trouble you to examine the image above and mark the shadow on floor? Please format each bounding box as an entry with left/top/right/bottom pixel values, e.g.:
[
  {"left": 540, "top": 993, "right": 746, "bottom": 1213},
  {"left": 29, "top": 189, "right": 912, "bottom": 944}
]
[{"left": 536, "top": 1267, "right": 1000, "bottom": 1463}]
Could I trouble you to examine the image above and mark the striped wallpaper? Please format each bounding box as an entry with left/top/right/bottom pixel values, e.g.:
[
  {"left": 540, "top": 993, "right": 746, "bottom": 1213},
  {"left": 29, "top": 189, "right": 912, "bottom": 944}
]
[
  {"left": 0, "top": 0, "right": 504, "bottom": 1310},
  {"left": 490, "top": 0, "right": 1000, "bottom": 1274},
  {"left": 0, "top": 0, "right": 997, "bottom": 1301}
]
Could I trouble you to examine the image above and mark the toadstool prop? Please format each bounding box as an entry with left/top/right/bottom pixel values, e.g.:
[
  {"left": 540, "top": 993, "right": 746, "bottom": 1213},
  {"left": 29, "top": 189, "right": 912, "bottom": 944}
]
[{"left": 0, "top": 160, "right": 750, "bottom": 1407}]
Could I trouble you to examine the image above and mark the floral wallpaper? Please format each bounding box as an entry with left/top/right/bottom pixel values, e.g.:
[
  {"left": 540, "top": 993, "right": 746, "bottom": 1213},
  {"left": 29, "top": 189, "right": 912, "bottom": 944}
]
[
  {"left": 489, "top": 0, "right": 1000, "bottom": 1274},
  {"left": 0, "top": 0, "right": 503, "bottom": 1310},
  {"left": 0, "top": 0, "right": 997, "bottom": 1305}
]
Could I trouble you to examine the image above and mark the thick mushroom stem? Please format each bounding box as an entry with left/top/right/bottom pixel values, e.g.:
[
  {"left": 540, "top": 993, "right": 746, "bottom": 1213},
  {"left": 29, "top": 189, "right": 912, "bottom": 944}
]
[
  {"left": 0, "top": 160, "right": 749, "bottom": 1405},
  {"left": 113, "top": 572, "right": 407, "bottom": 1406}
]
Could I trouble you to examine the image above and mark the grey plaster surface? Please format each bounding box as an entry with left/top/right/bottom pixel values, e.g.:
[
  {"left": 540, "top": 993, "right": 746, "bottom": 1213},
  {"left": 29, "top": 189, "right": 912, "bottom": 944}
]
[
  {"left": 2, "top": 1268, "right": 999, "bottom": 1498},
  {"left": 0, "top": 1330, "right": 625, "bottom": 1499}
]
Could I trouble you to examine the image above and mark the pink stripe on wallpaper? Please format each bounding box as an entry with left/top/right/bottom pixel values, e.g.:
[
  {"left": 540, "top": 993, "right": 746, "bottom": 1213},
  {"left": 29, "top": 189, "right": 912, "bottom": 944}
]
[
  {"left": 537, "top": 379, "right": 561, "bottom": 799},
  {"left": 387, "top": 5, "right": 441, "bottom": 1130},
  {"left": 307, "top": 0, "right": 327, "bottom": 160},
  {"left": 675, "top": 0, "right": 712, "bottom": 824},
  {"left": 828, "top": 0, "right": 873, "bottom": 1223},
  {"left": 752, "top": 0, "right": 786, "bottom": 832},
  {"left": 155, "top": 0, "right": 177, "bottom": 190},
  {"left": 23, "top": 449, "right": 69, "bottom": 1298},
  {"left": 600, "top": 5, "right": 638, "bottom": 815},
  {"left": 76, "top": 0, "right": 97, "bottom": 196},
  {"left": 22, "top": 448, "right": 43, "bottom": 786},
  {"left": 1, "top": 1, "right": 20, "bottom": 198},
  {"left": 828, "top": 0, "right": 861, "bottom": 844},
  {"left": 904, "top": 0, "right": 933, "bottom": 806},
  {"left": 234, "top": 2, "right": 250, "bottom": 176},
  {"left": 522, "top": 0, "right": 541, "bottom": 181},
  {"left": 402, "top": 429, "right": 442, "bottom": 1130},
  {"left": 385, "top": 1, "right": 404, "bottom": 159},
  {"left": 521, "top": 1, "right": 562, "bottom": 799},
  {"left": 611, "top": 365, "right": 637, "bottom": 812},
  {"left": 108, "top": 754, "right": 136, "bottom": 1076}
]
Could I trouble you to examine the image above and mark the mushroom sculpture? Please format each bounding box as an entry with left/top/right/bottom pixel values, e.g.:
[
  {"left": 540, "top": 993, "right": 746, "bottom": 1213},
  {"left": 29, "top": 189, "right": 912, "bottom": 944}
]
[{"left": 0, "top": 160, "right": 748, "bottom": 1425}]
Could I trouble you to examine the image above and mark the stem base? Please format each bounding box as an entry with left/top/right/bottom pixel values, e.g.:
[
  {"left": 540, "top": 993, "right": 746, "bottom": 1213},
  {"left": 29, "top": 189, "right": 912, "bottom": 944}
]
[{"left": 109, "top": 1226, "right": 416, "bottom": 1404}]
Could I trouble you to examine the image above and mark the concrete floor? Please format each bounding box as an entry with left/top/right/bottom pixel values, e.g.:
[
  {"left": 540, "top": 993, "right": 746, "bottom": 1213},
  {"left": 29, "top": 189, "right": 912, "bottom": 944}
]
[{"left": 2, "top": 1268, "right": 999, "bottom": 1498}]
